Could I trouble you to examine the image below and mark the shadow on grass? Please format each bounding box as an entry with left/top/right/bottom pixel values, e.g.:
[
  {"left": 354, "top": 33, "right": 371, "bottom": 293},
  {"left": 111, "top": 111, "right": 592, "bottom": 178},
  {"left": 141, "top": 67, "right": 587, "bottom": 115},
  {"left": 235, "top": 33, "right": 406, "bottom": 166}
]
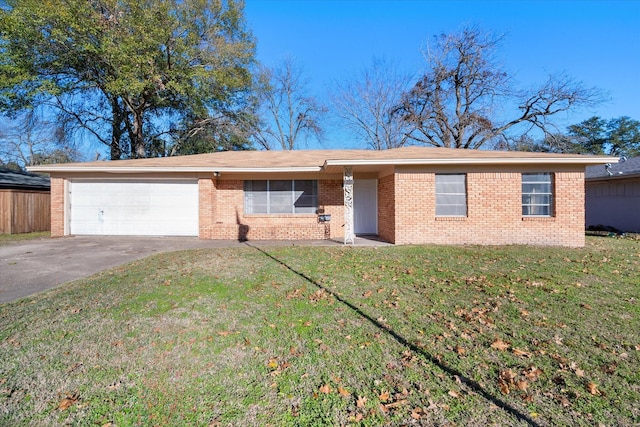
[{"left": 248, "top": 243, "right": 540, "bottom": 427}]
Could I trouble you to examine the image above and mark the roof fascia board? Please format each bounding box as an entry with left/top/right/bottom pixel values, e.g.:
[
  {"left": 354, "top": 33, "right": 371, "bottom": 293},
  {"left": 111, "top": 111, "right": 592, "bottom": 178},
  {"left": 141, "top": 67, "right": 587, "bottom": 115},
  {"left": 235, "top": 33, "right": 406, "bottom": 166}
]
[
  {"left": 324, "top": 157, "right": 619, "bottom": 167},
  {"left": 27, "top": 166, "right": 322, "bottom": 173}
]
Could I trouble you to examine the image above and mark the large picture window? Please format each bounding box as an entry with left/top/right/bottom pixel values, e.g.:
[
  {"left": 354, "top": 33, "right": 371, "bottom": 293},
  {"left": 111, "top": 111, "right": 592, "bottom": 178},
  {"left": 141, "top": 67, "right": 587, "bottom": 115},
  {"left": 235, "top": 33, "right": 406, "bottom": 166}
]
[
  {"left": 435, "top": 174, "right": 467, "bottom": 216},
  {"left": 522, "top": 173, "right": 553, "bottom": 216},
  {"left": 244, "top": 180, "right": 318, "bottom": 214}
]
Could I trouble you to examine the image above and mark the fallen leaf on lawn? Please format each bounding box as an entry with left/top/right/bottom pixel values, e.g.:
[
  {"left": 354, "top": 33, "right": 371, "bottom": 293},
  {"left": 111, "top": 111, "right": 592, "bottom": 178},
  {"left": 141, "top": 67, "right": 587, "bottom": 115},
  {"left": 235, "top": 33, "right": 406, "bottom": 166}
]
[
  {"left": 338, "top": 386, "right": 351, "bottom": 397},
  {"left": 448, "top": 390, "right": 460, "bottom": 398},
  {"left": 217, "top": 331, "right": 232, "bottom": 337},
  {"left": 378, "top": 390, "right": 390, "bottom": 402},
  {"left": 491, "top": 339, "right": 510, "bottom": 351},
  {"left": 101, "top": 424, "right": 113, "bottom": 427},
  {"left": 523, "top": 366, "right": 543, "bottom": 381},
  {"left": 454, "top": 345, "right": 466, "bottom": 355},
  {"left": 586, "top": 382, "right": 601, "bottom": 395},
  {"left": 356, "top": 395, "right": 367, "bottom": 408},
  {"left": 362, "top": 291, "right": 373, "bottom": 298},
  {"left": 515, "top": 380, "right": 529, "bottom": 391},
  {"left": 385, "top": 399, "right": 408, "bottom": 409},
  {"left": 319, "top": 384, "right": 331, "bottom": 394},
  {"left": 498, "top": 381, "right": 510, "bottom": 394},
  {"left": 512, "top": 348, "right": 531, "bottom": 357},
  {"left": 58, "top": 395, "right": 78, "bottom": 410},
  {"left": 559, "top": 396, "right": 571, "bottom": 407},
  {"left": 267, "top": 358, "right": 278, "bottom": 370},
  {"left": 411, "top": 407, "right": 423, "bottom": 419},
  {"left": 500, "top": 369, "right": 516, "bottom": 383}
]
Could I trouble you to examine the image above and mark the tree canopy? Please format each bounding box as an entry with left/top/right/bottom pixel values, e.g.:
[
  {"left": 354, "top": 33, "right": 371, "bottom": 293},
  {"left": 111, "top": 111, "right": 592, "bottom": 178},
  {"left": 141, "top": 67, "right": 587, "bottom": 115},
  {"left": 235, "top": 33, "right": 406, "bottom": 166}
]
[
  {"left": 393, "top": 27, "right": 604, "bottom": 149},
  {"left": 507, "top": 116, "right": 640, "bottom": 157},
  {"left": 0, "top": 0, "right": 257, "bottom": 160}
]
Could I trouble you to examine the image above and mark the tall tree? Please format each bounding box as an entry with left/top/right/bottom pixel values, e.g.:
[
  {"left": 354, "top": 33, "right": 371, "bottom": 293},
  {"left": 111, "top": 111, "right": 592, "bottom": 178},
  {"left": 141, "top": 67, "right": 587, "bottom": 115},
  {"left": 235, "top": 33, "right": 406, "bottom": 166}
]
[
  {"left": 332, "top": 57, "right": 413, "bottom": 150},
  {"left": 0, "top": 0, "right": 256, "bottom": 160},
  {"left": 503, "top": 116, "right": 640, "bottom": 156},
  {"left": 0, "top": 111, "right": 82, "bottom": 169},
  {"left": 252, "top": 57, "right": 326, "bottom": 150},
  {"left": 394, "top": 27, "right": 604, "bottom": 149}
]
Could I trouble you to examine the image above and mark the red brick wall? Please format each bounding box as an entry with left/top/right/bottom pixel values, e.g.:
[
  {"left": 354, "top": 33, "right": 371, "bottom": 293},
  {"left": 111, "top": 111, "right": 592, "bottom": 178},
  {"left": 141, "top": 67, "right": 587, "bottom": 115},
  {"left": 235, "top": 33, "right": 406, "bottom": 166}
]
[
  {"left": 50, "top": 177, "right": 65, "bottom": 237},
  {"left": 199, "top": 178, "right": 344, "bottom": 241},
  {"left": 392, "top": 170, "right": 586, "bottom": 247},
  {"left": 378, "top": 174, "right": 396, "bottom": 243}
]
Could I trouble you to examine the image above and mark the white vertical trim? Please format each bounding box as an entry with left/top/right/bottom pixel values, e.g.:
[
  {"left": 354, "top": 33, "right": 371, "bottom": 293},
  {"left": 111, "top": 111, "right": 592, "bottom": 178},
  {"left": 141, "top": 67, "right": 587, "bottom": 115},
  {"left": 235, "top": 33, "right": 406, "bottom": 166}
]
[{"left": 343, "top": 167, "right": 355, "bottom": 244}]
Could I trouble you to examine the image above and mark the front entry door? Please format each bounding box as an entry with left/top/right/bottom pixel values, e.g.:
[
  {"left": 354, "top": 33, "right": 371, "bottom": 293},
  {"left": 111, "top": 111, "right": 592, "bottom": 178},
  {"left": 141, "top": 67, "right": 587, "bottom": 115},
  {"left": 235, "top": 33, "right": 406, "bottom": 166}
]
[{"left": 354, "top": 179, "right": 378, "bottom": 235}]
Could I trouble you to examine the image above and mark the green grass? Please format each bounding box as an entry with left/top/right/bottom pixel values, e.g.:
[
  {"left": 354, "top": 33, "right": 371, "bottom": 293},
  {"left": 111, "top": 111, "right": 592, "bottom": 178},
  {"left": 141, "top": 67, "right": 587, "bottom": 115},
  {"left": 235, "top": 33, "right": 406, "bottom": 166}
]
[
  {"left": 0, "top": 231, "right": 50, "bottom": 245},
  {"left": 1, "top": 237, "right": 638, "bottom": 426}
]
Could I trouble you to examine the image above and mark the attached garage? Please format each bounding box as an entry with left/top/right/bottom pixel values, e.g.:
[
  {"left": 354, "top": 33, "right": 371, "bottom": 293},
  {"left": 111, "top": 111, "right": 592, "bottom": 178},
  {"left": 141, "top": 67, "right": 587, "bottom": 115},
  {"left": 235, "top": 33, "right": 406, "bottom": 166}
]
[{"left": 69, "top": 180, "right": 198, "bottom": 236}]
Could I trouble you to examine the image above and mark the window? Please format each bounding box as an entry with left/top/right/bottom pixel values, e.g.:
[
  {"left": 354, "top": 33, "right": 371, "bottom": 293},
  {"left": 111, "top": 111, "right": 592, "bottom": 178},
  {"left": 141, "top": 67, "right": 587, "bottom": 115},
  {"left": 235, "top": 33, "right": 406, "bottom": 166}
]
[
  {"left": 436, "top": 174, "right": 467, "bottom": 216},
  {"left": 522, "top": 173, "right": 553, "bottom": 216},
  {"left": 244, "top": 180, "right": 318, "bottom": 214}
]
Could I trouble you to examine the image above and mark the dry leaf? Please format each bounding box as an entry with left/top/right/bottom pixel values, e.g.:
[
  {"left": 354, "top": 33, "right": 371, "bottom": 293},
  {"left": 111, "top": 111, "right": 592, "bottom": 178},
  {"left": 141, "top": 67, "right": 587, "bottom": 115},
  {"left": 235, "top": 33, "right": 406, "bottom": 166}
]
[
  {"left": 454, "top": 345, "right": 466, "bottom": 355},
  {"left": 337, "top": 386, "right": 351, "bottom": 397},
  {"left": 58, "top": 395, "right": 78, "bottom": 410},
  {"left": 512, "top": 348, "right": 531, "bottom": 357},
  {"left": 319, "top": 384, "right": 331, "bottom": 394},
  {"left": 378, "top": 390, "right": 390, "bottom": 402},
  {"left": 498, "top": 381, "right": 510, "bottom": 394},
  {"left": 385, "top": 399, "right": 408, "bottom": 409},
  {"left": 524, "top": 366, "right": 543, "bottom": 381},
  {"left": 217, "top": 331, "right": 232, "bottom": 337},
  {"left": 356, "top": 395, "right": 367, "bottom": 408},
  {"left": 500, "top": 369, "right": 516, "bottom": 383},
  {"left": 515, "top": 380, "right": 529, "bottom": 391},
  {"left": 586, "top": 382, "right": 601, "bottom": 395},
  {"left": 411, "top": 407, "right": 423, "bottom": 419},
  {"left": 363, "top": 291, "right": 373, "bottom": 298},
  {"left": 491, "top": 339, "right": 509, "bottom": 351},
  {"left": 448, "top": 390, "right": 460, "bottom": 398}
]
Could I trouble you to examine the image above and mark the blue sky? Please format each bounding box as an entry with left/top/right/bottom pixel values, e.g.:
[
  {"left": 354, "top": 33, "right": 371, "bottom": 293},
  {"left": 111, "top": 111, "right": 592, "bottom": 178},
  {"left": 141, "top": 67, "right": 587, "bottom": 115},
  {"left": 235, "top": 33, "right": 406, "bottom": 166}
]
[{"left": 245, "top": 0, "right": 640, "bottom": 149}]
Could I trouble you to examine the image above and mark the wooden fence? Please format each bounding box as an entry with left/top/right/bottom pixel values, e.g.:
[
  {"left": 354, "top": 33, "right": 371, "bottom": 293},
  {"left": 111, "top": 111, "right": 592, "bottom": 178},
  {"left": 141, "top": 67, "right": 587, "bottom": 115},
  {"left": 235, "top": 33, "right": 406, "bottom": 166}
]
[{"left": 0, "top": 189, "right": 51, "bottom": 234}]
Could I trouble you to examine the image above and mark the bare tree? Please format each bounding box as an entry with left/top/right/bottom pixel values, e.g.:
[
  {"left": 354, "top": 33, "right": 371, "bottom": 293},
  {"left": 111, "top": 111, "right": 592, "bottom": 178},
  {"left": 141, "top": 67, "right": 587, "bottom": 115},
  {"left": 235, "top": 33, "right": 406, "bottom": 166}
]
[
  {"left": 0, "top": 110, "right": 81, "bottom": 169},
  {"left": 394, "top": 26, "right": 604, "bottom": 149},
  {"left": 332, "top": 57, "right": 413, "bottom": 150},
  {"left": 253, "top": 57, "right": 326, "bottom": 150}
]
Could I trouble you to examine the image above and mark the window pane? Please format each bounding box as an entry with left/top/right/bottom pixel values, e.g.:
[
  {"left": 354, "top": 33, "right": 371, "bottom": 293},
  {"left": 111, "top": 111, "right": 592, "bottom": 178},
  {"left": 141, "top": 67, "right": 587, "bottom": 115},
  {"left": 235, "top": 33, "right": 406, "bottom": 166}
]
[
  {"left": 294, "top": 180, "right": 318, "bottom": 213},
  {"left": 244, "top": 180, "right": 318, "bottom": 214},
  {"left": 435, "top": 174, "right": 466, "bottom": 216},
  {"left": 245, "top": 181, "right": 268, "bottom": 214},
  {"left": 522, "top": 173, "right": 553, "bottom": 216}
]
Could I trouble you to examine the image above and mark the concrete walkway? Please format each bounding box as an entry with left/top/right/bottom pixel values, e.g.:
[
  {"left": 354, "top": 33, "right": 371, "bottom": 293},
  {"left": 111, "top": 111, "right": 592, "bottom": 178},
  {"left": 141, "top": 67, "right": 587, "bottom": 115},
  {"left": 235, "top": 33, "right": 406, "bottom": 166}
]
[{"left": 0, "top": 236, "right": 388, "bottom": 304}]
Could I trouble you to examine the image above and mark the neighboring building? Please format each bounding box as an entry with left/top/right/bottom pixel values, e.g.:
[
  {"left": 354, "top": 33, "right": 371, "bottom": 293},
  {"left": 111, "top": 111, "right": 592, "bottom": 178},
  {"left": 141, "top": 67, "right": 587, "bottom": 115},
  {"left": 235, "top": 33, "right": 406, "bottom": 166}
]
[
  {"left": 585, "top": 156, "right": 640, "bottom": 233},
  {"left": 0, "top": 167, "right": 51, "bottom": 234},
  {"left": 29, "top": 147, "right": 615, "bottom": 247}
]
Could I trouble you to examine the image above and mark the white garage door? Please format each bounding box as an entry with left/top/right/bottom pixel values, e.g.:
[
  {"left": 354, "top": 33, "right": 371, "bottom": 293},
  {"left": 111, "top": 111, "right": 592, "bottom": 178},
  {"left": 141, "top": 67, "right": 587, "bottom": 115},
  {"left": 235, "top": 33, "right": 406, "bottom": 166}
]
[{"left": 70, "top": 180, "right": 199, "bottom": 236}]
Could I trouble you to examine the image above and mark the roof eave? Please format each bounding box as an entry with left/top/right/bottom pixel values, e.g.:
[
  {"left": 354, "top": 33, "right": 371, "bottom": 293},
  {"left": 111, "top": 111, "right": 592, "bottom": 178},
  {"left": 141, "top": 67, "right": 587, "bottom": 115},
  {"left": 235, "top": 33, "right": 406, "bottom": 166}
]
[
  {"left": 324, "top": 156, "right": 618, "bottom": 167},
  {"left": 27, "top": 166, "right": 322, "bottom": 174}
]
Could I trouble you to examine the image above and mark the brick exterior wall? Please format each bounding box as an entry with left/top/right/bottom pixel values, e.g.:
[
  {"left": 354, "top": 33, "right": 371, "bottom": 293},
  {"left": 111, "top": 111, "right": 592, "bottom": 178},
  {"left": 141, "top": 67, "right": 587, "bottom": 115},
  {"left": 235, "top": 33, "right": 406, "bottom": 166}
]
[
  {"left": 198, "top": 178, "right": 345, "bottom": 241},
  {"left": 49, "top": 168, "right": 586, "bottom": 247},
  {"left": 377, "top": 174, "right": 396, "bottom": 243},
  {"left": 50, "top": 177, "right": 65, "bottom": 237},
  {"left": 391, "top": 170, "right": 585, "bottom": 247}
]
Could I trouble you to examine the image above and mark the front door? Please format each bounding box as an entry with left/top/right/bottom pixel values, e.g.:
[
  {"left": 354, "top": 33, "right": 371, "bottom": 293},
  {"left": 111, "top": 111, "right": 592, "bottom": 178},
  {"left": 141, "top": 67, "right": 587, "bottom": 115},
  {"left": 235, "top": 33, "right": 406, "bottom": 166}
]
[{"left": 354, "top": 179, "right": 378, "bottom": 235}]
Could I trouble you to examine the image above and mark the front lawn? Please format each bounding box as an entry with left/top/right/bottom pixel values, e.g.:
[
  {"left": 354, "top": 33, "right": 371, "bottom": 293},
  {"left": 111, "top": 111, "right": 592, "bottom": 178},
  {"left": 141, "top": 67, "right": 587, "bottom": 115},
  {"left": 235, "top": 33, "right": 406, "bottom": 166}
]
[{"left": 1, "top": 237, "right": 638, "bottom": 426}]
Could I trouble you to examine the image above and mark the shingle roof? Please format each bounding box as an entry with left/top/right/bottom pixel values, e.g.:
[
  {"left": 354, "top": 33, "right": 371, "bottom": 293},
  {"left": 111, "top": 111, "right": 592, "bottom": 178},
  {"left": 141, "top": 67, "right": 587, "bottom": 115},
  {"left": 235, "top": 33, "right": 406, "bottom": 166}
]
[
  {"left": 28, "top": 146, "right": 616, "bottom": 173},
  {"left": 0, "top": 167, "right": 50, "bottom": 190},
  {"left": 586, "top": 156, "right": 640, "bottom": 180}
]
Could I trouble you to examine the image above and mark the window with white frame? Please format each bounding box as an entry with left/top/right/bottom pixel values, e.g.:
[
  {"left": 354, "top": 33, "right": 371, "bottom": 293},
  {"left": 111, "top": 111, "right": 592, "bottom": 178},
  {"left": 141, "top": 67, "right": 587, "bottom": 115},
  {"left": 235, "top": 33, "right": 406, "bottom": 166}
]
[
  {"left": 244, "top": 180, "right": 318, "bottom": 214},
  {"left": 435, "top": 174, "right": 467, "bottom": 216},
  {"left": 522, "top": 173, "right": 553, "bottom": 216}
]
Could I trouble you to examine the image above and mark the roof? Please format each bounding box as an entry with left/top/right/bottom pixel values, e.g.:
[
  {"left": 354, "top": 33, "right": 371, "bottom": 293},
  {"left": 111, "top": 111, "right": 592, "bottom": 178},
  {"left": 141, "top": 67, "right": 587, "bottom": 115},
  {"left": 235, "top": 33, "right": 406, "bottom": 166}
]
[
  {"left": 585, "top": 156, "right": 640, "bottom": 181},
  {"left": 0, "top": 167, "right": 50, "bottom": 190},
  {"left": 28, "top": 146, "right": 617, "bottom": 174}
]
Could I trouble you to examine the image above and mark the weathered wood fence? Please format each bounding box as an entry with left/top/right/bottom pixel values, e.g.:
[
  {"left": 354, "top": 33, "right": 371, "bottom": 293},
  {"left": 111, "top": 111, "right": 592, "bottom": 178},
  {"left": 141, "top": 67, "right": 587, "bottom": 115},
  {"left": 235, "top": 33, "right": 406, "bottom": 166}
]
[{"left": 0, "top": 189, "right": 51, "bottom": 234}]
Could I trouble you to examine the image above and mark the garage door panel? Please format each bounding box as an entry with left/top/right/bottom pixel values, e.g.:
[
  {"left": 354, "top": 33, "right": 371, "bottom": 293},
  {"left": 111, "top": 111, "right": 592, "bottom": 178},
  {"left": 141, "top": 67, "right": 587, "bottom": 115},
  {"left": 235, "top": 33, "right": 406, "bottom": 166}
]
[{"left": 70, "top": 180, "right": 198, "bottom": 236}]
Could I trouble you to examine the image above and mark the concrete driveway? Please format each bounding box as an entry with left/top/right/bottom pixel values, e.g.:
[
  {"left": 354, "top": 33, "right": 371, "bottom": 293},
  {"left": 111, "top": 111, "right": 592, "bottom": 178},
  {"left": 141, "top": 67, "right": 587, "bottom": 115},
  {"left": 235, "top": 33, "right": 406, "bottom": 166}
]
[{"left": 0, "top": 236, "right": 253, "bottom": 304}]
